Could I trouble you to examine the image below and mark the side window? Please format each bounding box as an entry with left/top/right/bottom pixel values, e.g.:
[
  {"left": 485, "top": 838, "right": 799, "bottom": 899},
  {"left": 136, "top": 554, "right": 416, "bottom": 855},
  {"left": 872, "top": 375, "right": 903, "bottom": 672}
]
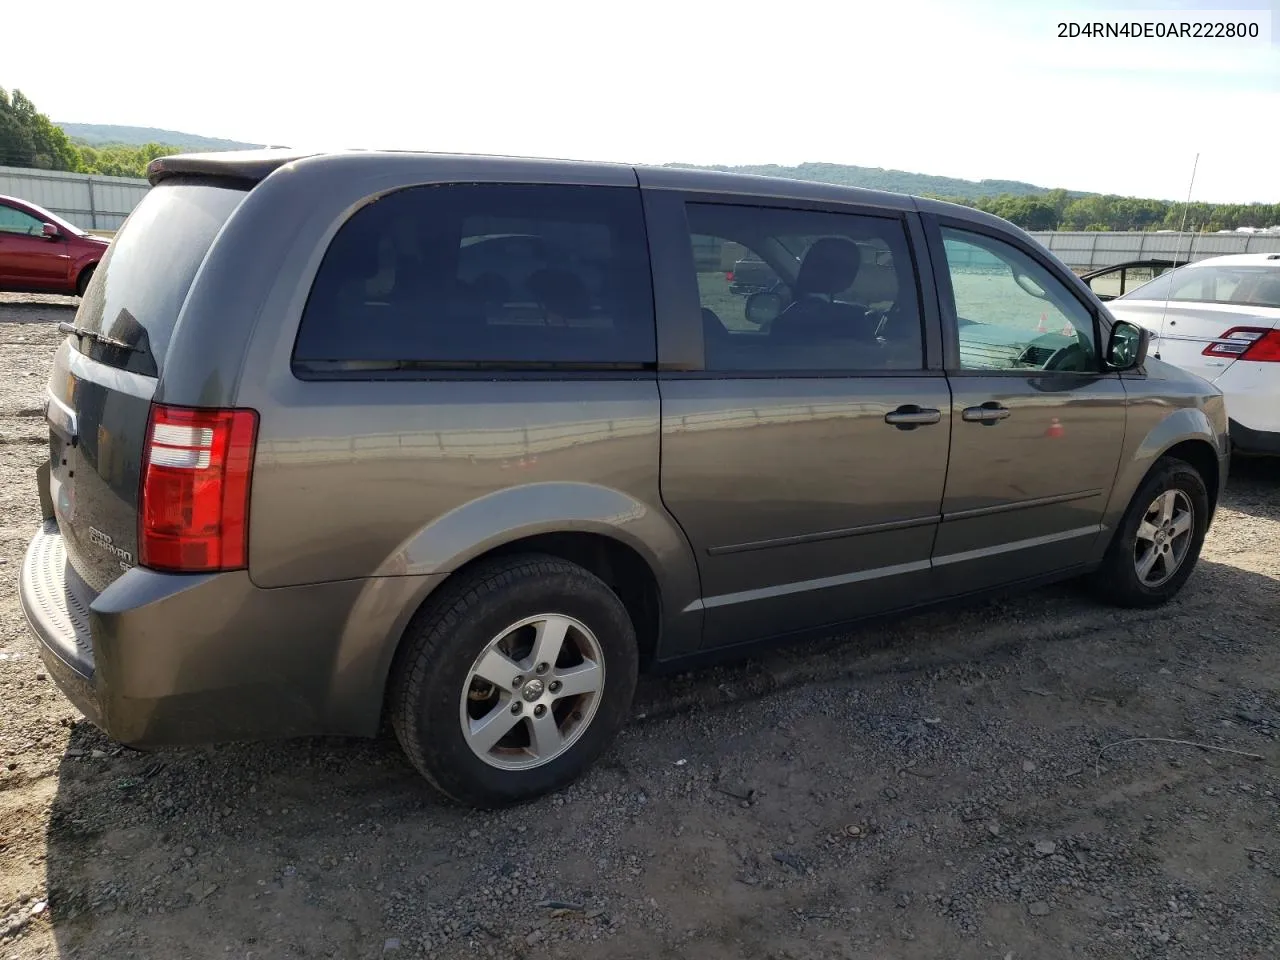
[
  {"left": 294, "top": 184, "right": 655, "bottom": 371},
  {"left": 1123, "top": 265, "right": 1280, "bottom": 309},
  {"left": 941, "top": 227, "right": 1097, "bottom": 373},
  {"left": 0, "top": 205, "right": 43, "bottom": 236},
  {"left": 690, "top": 236, "right": 789, "bottom": 333},
  {"left": 686, "top": 203, "right": 923, "bottom": 372}
]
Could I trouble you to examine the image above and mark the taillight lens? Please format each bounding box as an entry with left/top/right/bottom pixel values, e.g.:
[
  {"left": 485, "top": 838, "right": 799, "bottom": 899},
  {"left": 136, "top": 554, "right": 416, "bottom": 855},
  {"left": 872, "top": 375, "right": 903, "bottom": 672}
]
[
  {"left": 139, "top": 404, "right": 259, "bottom": 572},
  {"left": 1202, "top": 327, "right": 1280, "bottom": 362},
  {"left": 725, "top": 271, "right": 735, "bottom": 282}
]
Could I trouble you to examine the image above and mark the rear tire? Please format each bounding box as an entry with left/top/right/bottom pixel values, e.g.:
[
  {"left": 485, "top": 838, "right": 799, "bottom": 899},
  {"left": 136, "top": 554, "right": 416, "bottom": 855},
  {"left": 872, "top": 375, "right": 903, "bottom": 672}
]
[
  {"left": 1088, "top": 457, "right": 1209, "bottom": 608},
  {"left": 389, "top": 554, "right": 638, "bottom": 808},
  {"left": 75, "top": 265, "right": 96, "bottom": 297}
]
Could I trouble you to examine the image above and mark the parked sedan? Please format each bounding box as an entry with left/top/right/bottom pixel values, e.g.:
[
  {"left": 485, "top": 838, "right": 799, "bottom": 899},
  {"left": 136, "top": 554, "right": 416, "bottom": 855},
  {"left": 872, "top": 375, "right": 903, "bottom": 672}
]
[
  {"left": 0, "top": 195, "right": 108, "bottom": 296},
  {"left": 1106, "top": 253, "right": 1280, "bottom": 455}
]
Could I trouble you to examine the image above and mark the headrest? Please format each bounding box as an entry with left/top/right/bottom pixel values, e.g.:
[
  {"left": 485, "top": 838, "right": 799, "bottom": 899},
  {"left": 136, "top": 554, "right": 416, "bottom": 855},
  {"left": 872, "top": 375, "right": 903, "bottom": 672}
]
[{"left": 795, "top": 238, "right": 863, "bottom": 297}]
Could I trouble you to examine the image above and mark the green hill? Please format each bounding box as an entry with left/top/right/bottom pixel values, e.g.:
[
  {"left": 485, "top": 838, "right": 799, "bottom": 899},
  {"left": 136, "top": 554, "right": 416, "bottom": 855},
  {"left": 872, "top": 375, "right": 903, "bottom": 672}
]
[
  {"left": 56, "top": 123, "right": 262, "bottom": 152},
  {"left": 664, "top": 161, "right": 1083, "bottom": 199},
  {"left": 48, "top": 128, "right": 1075, "bottom": 199}
]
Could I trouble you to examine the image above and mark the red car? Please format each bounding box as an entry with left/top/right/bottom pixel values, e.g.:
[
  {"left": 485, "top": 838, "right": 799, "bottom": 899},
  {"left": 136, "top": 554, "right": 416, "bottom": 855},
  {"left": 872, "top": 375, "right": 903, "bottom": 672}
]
[{"left": 0, "top": 194, "right": 109, "bottom": 296}]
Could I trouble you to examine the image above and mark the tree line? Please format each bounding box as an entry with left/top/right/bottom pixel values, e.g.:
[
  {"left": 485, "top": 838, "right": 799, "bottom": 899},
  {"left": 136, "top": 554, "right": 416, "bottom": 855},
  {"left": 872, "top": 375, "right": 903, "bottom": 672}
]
[
  {"left": 1, "top": 87, "right": 179, "bottom": 178},
  {"left": 5, "top": 85, "right": 1278, "bottom": 231},
  {"left": 931, "top": 190, "right": 1280, "bottom": 234}
]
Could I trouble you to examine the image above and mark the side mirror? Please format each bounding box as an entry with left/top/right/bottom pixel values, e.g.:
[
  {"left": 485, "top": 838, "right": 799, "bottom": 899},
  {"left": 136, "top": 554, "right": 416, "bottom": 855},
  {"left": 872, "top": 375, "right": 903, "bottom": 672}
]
[
  {"left": 1106, "top": 320, "right": 1150, "bottom": 371},
  {"left": 745, "top": 290, "right": 783, "bottom": 326},
  {"left": 42, "top": 223, "right": 61, "bottom": 240}
]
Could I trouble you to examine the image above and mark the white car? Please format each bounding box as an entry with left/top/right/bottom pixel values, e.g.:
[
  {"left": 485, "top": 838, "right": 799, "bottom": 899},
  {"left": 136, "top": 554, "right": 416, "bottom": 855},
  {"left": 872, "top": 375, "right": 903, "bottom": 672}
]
[{"left": 1106, "top": 253, "right": 1280, "bottom": 456}]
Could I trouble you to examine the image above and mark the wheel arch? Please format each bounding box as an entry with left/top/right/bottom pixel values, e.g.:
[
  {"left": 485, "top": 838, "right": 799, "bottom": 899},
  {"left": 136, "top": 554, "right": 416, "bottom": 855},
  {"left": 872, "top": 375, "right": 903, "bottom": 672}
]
[
  {"left": 451, "top": 530, "right": 665, "bottom": 667},
  {"left": 1102, "top": 406, "right": 1226, "bottom": 554},
  {"left": 323, "top": 483, "right": 703, "bottom": 738},
  {"left": 75, "top": 261, "right": 98, "bottom": 296},
  {"left": 368, "top": 531, "right": 667, "bottom": 737},
  {"left": 1159, "top": 438, "right": 1221, "bottom": 514}
]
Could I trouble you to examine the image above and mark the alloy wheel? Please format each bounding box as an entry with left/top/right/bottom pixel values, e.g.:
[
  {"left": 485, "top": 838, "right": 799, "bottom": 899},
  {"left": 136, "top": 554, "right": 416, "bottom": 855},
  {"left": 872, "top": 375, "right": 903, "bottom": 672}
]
[
  {"left": 458, "top": 614, "right": 605, "bottom": 770},
  {"left": 1133, "top": 489, "right": 1194, "bottom": 588}
]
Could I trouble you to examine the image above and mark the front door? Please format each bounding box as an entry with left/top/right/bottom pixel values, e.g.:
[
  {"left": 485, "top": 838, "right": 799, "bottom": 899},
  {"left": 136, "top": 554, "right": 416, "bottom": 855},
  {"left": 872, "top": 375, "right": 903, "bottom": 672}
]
[
  {"left": 0, "top": 202, "right": 67, "bottom": 290},
  {"left": 928, "top": 219, "right": 1127, "bottom": 595},
  {"left": 653, "top": 193, "right": 951, "bottom": 647}
]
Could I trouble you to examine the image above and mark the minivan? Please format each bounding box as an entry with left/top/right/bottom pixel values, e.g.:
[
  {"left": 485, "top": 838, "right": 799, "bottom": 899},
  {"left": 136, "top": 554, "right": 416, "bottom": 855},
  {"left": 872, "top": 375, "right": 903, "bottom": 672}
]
[{"left": 20, "top": 150, "right": 1229, "bottom": 807}]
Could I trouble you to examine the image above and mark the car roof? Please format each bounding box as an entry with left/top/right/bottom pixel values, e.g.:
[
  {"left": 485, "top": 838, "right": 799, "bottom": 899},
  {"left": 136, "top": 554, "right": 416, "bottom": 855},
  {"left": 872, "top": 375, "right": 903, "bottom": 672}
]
[
  {"left": 0, "top": 194, "right": 41, "bottom": 210},
  {"left": 1180, "top": 253, "right": 1280, "bottom": 268},
  {"left": 145, "top": 148, "right": 1018, "bottom": 232},
  {"left": 0, "top": 194, "right": 85, "bottom": 233}
]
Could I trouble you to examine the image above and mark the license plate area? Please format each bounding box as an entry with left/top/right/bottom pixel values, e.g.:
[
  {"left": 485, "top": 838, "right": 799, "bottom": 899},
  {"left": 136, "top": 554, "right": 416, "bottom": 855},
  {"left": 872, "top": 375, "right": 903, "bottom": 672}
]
[{"left": 45, "top": 386, "right": 79, "bottom": 525}]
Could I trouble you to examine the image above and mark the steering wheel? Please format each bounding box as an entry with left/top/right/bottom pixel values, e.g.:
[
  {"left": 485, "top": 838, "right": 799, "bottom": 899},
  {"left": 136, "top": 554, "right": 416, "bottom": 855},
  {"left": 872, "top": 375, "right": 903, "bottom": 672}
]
[{"left": 1043, "top": 341, "right": 1088, "bottom": 372}]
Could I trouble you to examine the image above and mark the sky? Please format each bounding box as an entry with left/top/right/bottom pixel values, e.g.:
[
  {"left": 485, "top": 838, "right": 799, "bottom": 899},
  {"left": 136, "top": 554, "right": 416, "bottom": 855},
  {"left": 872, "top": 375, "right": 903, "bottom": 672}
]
[{"left": 8, "top": 0, "right": 1279, "bottom": 202}]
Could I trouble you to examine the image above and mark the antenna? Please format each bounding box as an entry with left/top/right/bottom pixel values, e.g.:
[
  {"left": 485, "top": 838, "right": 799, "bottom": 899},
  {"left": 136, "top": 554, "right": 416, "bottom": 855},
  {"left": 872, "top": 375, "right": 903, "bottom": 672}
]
[{"left": 1154, "top": 152, "right": 1199, "bottom": 359}]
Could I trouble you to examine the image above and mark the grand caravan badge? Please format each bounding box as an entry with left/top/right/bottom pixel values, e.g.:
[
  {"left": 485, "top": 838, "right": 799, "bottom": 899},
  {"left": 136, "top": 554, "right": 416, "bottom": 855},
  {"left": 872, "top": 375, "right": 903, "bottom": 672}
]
[{"left": 88, "top": 526, "right": 135, "bottom": 571}]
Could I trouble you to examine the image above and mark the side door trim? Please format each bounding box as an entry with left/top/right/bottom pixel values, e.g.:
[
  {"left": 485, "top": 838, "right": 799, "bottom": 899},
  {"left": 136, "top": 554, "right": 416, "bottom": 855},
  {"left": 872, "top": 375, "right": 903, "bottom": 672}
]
[
  {"left": 709, "top": 511, "right": 943, "bottom": 555},
  {"left": 932, "top": 524, "right": 1102, "bottom": 568},
  {"left": 942, "top": 487, "right": 1105, "bottom": 521},
  {"left": 687, "top": 556, "right": 934, "bottom": 612}
]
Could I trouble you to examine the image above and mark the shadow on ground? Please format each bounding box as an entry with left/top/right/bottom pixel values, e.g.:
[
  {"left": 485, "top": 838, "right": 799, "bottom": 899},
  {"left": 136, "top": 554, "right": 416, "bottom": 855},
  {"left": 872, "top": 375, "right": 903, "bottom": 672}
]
[
  {"left": 1224, "top": 456, "right": 1280, "bottom": 520},
  {"left": 38, "top": 552, "right": 1280, "bottom": 959}
]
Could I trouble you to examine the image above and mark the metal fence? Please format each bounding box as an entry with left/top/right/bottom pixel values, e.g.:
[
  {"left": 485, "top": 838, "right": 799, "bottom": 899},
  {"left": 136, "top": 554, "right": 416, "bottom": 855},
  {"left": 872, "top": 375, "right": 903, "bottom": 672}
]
[
  {"left": 1028, "top": 230, "right": 1280, "bottom": 271},
  {"left": 4, "top": 165, "right": 1279, "bottom": 265},
  {"left": 0, "top": 165, "right": 150, "bottom": 232}
]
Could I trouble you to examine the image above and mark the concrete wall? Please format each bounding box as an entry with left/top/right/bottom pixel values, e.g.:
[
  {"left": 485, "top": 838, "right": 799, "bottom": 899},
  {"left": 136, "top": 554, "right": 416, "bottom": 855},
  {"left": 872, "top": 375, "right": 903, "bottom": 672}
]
[{"left": 0, "top": 166, "right": 150, "bottom": 231}]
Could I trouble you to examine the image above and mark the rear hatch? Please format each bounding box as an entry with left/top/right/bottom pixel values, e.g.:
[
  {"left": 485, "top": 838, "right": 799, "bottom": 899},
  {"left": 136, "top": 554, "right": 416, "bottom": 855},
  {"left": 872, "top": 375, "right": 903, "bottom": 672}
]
[
  {"left": 1106, "top": 262, "right": 1280, "bottom": 383},
  {"left": 45, "top": 179, "right": 248, "bottom": 593}
]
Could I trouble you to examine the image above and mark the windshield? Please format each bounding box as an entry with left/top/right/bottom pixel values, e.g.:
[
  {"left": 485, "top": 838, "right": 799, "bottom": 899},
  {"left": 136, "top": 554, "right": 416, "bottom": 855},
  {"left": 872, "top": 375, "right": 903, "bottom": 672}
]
[
  {"left": 39, "top": 206, "right": 87, "bottom": 237},
  {"left": 1120, "top": 264, "right": 1280, "bottom": 309}
]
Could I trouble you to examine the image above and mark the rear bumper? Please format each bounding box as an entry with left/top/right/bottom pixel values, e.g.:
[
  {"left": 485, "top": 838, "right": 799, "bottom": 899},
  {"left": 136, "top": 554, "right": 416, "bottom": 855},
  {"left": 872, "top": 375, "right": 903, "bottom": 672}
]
[
  {"left": 18, "top": 521, "right": 104, "bottom": 727},
  {"left": 18, "top": 521, "right": 434, "bottom": 747},
  {"left": 1213, "top": 361, "right": 1280, "bottom": 441},
  {"left": 1230, "top": 420, "right": 1280, "bottom": 456}
]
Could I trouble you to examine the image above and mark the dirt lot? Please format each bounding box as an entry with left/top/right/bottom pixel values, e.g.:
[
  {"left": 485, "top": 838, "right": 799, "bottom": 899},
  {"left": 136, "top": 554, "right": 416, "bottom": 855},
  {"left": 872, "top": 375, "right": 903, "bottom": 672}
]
[{"left": 1, "top": 293, "right": 1277, "bottom": 960}]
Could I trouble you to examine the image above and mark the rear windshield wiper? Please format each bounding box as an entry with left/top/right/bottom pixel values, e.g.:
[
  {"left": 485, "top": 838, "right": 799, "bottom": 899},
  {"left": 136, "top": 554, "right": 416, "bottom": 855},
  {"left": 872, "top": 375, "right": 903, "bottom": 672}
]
[{"left": 57, "top": 321, "right": 137, "bottom": 352}]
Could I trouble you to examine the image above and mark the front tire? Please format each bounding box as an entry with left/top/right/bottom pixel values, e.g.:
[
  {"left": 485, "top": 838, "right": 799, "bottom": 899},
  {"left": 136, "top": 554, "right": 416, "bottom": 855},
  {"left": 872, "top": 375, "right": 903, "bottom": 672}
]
[
  {"left": 389, "top": 554, "right": 638, "bottom": 808},
  {"left": 1089, "top": 457, "right": 1209, "bottom": 608},
  {"left": 75, "top": 265, "right": 96, "bottom": 297}
]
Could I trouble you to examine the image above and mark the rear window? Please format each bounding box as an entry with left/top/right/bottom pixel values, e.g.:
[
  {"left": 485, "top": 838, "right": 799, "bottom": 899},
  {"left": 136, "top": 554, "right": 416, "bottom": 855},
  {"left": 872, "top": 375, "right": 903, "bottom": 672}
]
[
  {"left": 1120, "top": 264, "right": 1280, "bottom": 309},
  {"left": 73, "top": 180, "right": 247, "bottom": 376},
  {"left": 293, "top": 183, "right": 656, "bottom": 374}
]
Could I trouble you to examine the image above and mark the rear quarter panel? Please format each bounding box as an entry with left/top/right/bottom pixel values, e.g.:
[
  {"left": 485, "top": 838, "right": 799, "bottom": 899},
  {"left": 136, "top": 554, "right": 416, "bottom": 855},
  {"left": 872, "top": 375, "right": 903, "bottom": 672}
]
[{"left": 159, "top": 154, "right": 703, "bottom": 661}]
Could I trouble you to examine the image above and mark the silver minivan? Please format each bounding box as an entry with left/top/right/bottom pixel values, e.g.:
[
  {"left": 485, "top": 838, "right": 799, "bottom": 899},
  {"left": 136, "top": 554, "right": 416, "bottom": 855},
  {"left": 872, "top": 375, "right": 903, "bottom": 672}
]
[{"left": 20, "top": 150, "right": 1229, "bottom": 807}]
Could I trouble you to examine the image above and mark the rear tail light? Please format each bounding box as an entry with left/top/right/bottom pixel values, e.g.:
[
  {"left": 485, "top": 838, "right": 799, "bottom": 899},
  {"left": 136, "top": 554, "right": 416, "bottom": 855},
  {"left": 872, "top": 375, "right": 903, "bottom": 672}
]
[
  {"left": 725, "top": 271, "right": 735, "bottom": 282},
  {"left": 1202, "top": 327, "right": 1280, "bottom": 362},
  {"left": 139, "top": 404, "right": 259, "bottom": 572}
]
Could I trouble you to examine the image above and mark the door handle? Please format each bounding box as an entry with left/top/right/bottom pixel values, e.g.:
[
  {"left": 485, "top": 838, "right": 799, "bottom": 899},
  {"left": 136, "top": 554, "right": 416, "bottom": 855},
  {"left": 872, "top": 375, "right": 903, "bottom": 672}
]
[
  {"left": 961, "top": 402, "right": 1011, "bottom": 425},
  {"left": 884, "top": 404, "right": 942, "bottom": 430}
]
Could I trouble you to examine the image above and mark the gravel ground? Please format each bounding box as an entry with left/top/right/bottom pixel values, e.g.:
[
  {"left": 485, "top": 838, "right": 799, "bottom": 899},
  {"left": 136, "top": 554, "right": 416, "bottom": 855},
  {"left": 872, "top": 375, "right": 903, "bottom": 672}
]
[{"left": 1, "top": 293, "right": 1278, "bottom": 960}]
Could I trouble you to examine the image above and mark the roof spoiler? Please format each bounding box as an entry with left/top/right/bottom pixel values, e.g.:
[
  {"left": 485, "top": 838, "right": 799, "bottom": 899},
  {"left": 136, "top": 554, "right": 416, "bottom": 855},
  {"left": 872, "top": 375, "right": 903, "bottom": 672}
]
[{"left": 146, "top": 148, "right": 316, "bottom": 186}]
